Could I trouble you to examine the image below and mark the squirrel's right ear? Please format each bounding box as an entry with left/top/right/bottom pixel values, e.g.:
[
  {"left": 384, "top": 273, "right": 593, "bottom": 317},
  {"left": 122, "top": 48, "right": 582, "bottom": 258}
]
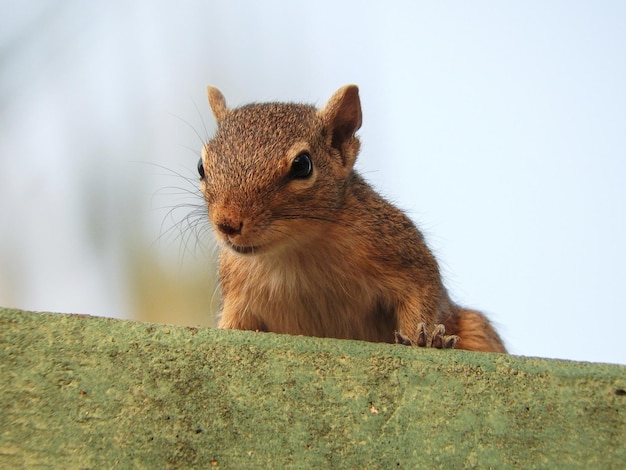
[
  {"left": 207, "top": 86, "right": 228, "bottom": 124},
  {"left": 318, "top": 85, "right": 362, "bottom": 171}
]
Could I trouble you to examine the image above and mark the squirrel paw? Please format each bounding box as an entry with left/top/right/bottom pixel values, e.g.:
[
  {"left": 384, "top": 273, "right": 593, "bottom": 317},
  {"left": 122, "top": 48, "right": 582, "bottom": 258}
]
[
  {"left": 430, "top": 324, "right": 460, "bottom": 349},
  {"left": 394, "top": 324, "right": 459, "bottom": 349}
]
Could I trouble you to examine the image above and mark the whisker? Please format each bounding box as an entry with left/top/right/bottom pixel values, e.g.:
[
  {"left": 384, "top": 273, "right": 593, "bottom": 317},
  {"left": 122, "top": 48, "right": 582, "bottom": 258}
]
[
  {"left": 141, "top": 161, "right": 200, "bottom": 186},
  {"left": 142, "top": 158, "right": 213, "bottom": 263},
  {"left": 168, "top": 110, "right": 212, "bottom": 151},
  {"left": 191, "top": 98, "right": 212, "bottom": 144}
]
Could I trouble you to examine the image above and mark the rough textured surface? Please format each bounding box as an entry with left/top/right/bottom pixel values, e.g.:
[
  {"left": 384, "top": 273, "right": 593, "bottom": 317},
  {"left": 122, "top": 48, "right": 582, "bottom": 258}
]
[{"left": 0, "top": 308, "right": 624, "bottom": 468}]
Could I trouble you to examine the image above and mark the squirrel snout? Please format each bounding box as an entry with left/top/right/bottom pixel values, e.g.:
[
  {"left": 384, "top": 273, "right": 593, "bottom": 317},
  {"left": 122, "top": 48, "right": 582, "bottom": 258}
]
[
  {"left": 211, "top": 205, "right": 246, "bottom": 238},
  {"left": 216, "top": 221, "right": 243, "bottom": 237}
]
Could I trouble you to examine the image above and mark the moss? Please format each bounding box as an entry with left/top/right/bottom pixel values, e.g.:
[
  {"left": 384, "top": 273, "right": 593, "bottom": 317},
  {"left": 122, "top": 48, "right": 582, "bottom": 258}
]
[{"left": 0, "top": 308, "right": 624, "bottom": 468}]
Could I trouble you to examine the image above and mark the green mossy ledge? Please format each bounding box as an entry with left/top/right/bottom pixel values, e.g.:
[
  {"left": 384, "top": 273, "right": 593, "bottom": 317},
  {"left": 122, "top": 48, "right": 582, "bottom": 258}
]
[{"left": 1, "top": 308, "right": 624, "bottom": 468}]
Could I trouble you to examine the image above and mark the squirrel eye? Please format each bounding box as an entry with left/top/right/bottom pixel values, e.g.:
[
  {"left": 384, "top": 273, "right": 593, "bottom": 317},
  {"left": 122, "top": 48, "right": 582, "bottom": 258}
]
[
  {"left": 197, "top": 158, "right": 205, "bottom": 179},
  {"left": 289, "top": 152, "right": 313, "bottom": 179}
]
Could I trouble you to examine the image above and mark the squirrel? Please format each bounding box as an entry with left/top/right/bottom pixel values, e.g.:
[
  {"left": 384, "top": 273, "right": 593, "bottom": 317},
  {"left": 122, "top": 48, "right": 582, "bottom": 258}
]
[{"left": 198, "top": 84, "right": 506, "bottom": 353}]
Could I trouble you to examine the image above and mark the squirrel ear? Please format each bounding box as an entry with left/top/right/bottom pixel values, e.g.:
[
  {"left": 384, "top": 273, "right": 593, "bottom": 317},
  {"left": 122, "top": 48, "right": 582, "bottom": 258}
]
[
  {"left": 319, "top": 85, "right": 362, "bottom": 168},
  {"left": 207, "top": 86, "right": 228, "bottom": 123}
]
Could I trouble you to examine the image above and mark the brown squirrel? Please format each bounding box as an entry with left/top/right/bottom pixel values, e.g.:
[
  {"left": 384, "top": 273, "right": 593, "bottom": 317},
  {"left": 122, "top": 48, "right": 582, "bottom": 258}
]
[{"left": 198, "top": 85, "right": 506, "bottom": 353}]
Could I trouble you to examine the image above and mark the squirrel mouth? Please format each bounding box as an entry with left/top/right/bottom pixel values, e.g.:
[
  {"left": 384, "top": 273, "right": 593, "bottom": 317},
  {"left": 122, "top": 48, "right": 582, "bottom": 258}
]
[{"left": 226, "top": 241, "right": 259, "bottom": 255}]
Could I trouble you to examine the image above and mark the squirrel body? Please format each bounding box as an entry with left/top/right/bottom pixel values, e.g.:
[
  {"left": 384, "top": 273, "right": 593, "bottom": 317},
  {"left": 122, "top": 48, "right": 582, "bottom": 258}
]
[{"left": 200, "top": 85, "right": 506, "bottom": 353}]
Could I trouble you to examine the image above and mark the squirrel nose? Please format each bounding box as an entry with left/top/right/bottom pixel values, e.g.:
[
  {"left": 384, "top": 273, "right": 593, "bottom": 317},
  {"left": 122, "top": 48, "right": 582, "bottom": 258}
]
[{"left": 217, "top": 221, "right": 243, "bottom": 236}]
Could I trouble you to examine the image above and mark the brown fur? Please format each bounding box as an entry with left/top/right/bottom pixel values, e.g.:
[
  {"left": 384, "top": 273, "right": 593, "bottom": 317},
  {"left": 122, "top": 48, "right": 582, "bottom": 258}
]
[{"left": 199, "top": 85, "right": 506, "bottom": 353}]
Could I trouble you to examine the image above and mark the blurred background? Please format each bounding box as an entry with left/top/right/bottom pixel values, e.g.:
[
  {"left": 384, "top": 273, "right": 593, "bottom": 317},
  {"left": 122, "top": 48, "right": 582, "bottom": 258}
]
[{"left": 1, "top": 1, "right": 624, "bottom": 364}]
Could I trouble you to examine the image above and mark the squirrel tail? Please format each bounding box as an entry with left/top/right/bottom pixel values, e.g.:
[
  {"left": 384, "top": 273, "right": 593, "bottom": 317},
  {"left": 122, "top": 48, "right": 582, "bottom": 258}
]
[{"left": 443, "top": 307, "right": 507, "bottom": 353}]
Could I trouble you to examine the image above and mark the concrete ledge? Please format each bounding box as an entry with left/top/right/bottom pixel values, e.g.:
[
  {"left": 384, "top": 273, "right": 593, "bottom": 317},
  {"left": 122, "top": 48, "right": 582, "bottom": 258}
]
[{"left": 0, "top": 308, "right": 624, "bottom": 468}]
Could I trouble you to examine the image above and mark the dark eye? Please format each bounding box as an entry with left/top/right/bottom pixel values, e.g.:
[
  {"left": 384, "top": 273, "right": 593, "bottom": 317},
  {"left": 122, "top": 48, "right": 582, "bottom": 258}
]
[
  {"left": 197, "top": 158, "right": 205, "bottom": 179},
  {"left": 289, "top": 152, "right": 313, "bottom": 179}
]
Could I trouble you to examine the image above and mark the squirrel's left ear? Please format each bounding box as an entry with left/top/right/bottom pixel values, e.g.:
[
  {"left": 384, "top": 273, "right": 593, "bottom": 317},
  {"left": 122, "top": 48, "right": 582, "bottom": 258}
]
[
  {"left": 207, "top": 86, "right": 228, "bottom": 124},
  {"left": 318, "top": 85, "right": 362, "bottom": 171}
]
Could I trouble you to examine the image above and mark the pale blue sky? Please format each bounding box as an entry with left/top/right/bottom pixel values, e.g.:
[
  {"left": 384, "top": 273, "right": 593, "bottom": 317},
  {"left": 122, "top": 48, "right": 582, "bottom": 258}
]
[{"left": 1, "top": 1, "right": 625, "bottom": 364}]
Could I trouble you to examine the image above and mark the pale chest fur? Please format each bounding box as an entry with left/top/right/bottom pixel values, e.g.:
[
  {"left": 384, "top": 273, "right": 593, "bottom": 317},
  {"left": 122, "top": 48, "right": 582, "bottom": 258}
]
[{"left": 220, "top": 239, "right": 398, "bottom": 342}]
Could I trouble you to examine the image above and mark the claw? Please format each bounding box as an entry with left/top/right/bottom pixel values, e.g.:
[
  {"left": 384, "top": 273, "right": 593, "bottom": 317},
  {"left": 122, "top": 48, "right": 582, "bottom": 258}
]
[
  {"left": 441, "top": 334, "right": 460, "bottom": 349},
  {"left": 395, "top": 324, "right": 460, "bottom": 349},
  {"left": 430, "top": 324, "right": 446, "bottom": 348},
  {"left": 431, "top": 324, "right": 459, "bottom": 349},
  {"left": 416, "top": 323, "right": 428, "bottom": 347},
  {"left": 394, "top": 331, "right": 412, "bottom": 346}
]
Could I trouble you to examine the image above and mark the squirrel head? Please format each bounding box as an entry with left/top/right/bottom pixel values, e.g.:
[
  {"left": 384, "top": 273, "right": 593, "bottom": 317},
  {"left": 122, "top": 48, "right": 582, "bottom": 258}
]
[{"left": 200, "top": 85, "right": 362, "bottom": 255}]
